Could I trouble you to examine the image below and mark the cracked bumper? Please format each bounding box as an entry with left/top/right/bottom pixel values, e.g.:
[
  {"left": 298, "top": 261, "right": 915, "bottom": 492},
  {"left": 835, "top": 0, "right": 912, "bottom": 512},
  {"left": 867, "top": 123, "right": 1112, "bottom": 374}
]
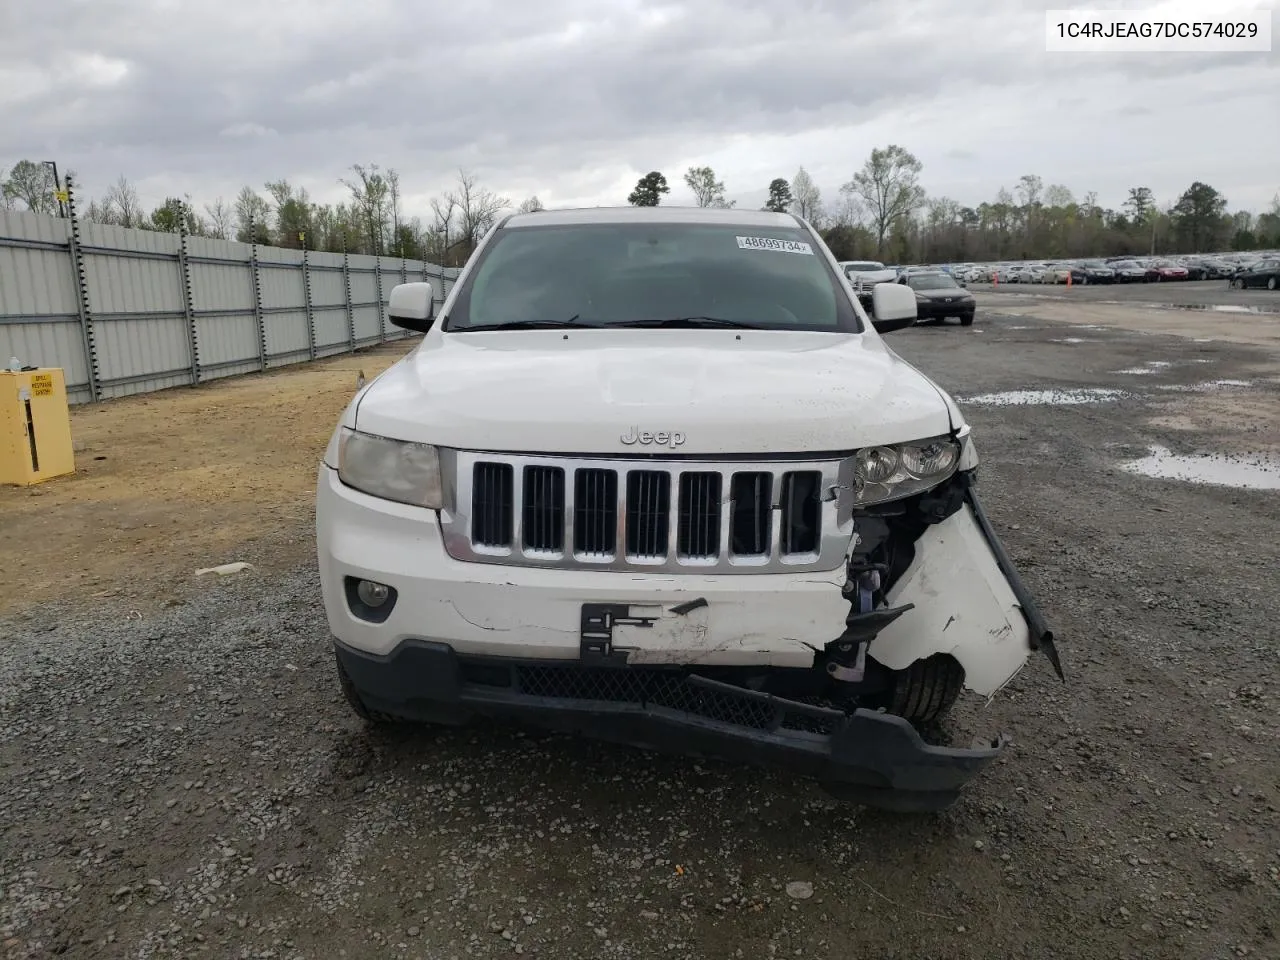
[
  {"left": 316, "top": 464, "right": 849, "bottom": 666},
  {"left": 335, "top": 638, "right": 1006, "bottom": 812}
]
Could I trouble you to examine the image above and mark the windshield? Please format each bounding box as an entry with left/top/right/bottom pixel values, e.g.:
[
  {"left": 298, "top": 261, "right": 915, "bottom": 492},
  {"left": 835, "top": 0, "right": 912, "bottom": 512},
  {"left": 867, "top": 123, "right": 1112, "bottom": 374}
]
[
  {"left": 907, "top": 273, "right": 960, "bottom": 290},
  {"left": 1084, "top": 261, "right": 1108, "bottom": 268},
  {"left": 843, "top": 262, "right": 886, "bottom": 273},
  {"left": 444, "top": 222, "right": 859, "bottom": 333}
]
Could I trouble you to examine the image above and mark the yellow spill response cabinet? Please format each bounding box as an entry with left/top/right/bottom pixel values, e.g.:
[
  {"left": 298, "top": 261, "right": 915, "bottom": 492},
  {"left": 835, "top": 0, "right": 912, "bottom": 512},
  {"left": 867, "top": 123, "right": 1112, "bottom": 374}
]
[{"left": 0, "top": 367, "right": 76, "bottom": 486}]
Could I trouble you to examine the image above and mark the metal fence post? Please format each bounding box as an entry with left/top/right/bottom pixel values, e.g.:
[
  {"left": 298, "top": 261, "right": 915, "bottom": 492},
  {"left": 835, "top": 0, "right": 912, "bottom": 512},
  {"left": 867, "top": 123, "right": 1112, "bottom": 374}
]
[
  {"left": 374, "top": 258, "right": 386, "bottom": 342},
  {"left": 177, "top": 202, "right": 200, "bottom": 385},
  {"left": 63, "top": 176, "right": 101, "bottom": 402},
  {"left": 342, "top": 236, "right": 355, "bottom": 352},
  {"left": 249, "top": 216, "right": 267, "bottom": 370},
  {"left": 302, "top": 245, "right": 316, "bottom": 361},
  {"left": 399, "top": 257, "right": 408, "bottom": 339}
]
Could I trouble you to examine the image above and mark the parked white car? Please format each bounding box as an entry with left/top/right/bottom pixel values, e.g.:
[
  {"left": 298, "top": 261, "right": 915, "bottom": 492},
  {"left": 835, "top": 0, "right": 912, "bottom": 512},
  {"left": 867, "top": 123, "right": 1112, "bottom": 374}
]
[
  {"left": 839, "top": 259, "right": 899, "bottom": 291},
  {"left": 316, "top": 206, "right": 1063, "bottom": 812}
]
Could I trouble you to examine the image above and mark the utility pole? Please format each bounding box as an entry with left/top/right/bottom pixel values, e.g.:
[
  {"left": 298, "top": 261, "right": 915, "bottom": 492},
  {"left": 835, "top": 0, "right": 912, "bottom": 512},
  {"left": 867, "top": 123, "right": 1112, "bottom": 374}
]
[{"left": 44, "top": 160, "right": 67, "bottom": 218}]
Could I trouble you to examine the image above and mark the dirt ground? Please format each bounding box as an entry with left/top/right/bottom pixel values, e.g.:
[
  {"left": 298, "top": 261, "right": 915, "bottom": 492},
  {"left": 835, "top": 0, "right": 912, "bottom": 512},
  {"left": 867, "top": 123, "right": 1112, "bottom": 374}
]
[
  {"left": 2, "top": 300, "right": 1279, "bottom": 960},
  {"left": 0, "top": 346, "right": 411, "bottom": 616}
]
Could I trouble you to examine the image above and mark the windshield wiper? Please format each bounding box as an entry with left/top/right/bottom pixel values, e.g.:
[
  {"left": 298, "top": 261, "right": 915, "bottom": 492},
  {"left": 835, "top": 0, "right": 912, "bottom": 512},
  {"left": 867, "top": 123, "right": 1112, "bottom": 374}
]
[
  {"left": 460, "top": 316, "right": 601, "bottom": 331},
  {"left": 610, "top": 316, "right": 762, "bottom": 329}
]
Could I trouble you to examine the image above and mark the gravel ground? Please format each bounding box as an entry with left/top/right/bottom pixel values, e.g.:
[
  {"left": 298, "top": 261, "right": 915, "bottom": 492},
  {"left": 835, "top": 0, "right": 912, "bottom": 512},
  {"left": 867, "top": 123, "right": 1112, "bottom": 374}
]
[{"left": 2, "top": 299, "right": 1278, "bottom": 960}]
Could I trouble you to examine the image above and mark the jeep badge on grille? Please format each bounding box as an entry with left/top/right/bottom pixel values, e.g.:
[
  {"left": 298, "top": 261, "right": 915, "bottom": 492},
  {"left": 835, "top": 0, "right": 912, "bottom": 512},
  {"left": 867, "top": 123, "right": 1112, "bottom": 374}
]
[{"left": 621, "top": 427, "right": 686, "bottom": 447}]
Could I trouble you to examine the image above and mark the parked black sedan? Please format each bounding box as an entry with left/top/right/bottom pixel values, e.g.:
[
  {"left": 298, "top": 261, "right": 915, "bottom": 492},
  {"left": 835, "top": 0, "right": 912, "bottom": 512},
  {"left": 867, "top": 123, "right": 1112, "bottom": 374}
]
[
  {"left": 1078, "top": 260, "right": 1116, "bottom": 283},
  {"left": 1230, "top": 258, "right": 1280, "bottom": 290},
  {"left": 1109, "top": 260, "right": 1150, "bottom": 283},
  {"left": 898, "top": 271, "right": 976, "bottom": 325}
]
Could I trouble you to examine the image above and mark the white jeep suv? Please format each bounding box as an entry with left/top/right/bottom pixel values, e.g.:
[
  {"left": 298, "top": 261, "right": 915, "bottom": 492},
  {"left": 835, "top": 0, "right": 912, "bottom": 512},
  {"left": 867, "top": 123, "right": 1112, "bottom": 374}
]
[{"left": 315, "top": 206, "right": 1063, "bottom": 812}]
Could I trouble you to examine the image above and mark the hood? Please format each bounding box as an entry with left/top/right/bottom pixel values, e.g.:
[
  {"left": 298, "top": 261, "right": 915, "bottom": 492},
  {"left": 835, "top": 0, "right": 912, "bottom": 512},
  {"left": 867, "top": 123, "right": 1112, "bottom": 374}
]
[
  {"left": 354, "top": 329, "right": 956, "bottom": 456},
  {"left": 847, "top": 269, "right": 899, "bottom": 285}
]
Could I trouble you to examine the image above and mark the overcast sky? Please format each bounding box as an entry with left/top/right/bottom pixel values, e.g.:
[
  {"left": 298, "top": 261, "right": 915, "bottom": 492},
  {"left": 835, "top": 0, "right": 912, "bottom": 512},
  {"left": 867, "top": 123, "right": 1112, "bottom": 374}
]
[{"left": 3, "top": 0, "right": 1277, "bottom": 223}]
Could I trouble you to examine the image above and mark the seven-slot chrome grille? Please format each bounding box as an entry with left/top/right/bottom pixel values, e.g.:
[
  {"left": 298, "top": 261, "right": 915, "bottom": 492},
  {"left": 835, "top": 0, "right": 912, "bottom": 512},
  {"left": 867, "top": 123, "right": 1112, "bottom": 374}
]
[{"left": 439, "top": 451, "right": 853, "bottom": 574}]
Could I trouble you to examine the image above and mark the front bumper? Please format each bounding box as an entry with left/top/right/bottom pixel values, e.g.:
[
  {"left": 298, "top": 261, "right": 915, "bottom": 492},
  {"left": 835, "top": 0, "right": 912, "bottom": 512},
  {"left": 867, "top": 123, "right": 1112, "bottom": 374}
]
[
  {"left": 914, "top": 298, "right": 975, "bottom": 319},
  {"left": 335, "top": 638, "right": 1006, "bottom": 812}
]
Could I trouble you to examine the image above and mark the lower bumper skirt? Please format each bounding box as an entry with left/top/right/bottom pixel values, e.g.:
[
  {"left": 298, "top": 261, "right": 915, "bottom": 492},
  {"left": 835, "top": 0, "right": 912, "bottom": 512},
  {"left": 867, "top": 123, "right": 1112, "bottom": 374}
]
[{"left": 335, "top": 638, "right": 1006, "bottom": 813}]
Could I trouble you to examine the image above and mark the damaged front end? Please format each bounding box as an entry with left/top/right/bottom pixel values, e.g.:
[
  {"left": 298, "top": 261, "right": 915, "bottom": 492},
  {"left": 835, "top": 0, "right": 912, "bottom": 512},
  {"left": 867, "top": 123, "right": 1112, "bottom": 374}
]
[{"left": 334, "top": 430, "right": 1064, "bottom": 814}]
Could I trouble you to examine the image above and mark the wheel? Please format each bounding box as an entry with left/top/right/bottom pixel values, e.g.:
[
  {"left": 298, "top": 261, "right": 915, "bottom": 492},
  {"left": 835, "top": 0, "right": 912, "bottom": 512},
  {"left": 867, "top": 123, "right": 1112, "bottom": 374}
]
[
  {"left": 1079, "top": 276, "right": 1087, "bottom": 285},
  {"left": 1231, "top": 277, "right": 1243, "bottom": 289},
  {"left": 886, "top": 654, "right": 964, "bottom": 726},
  {"left": 1268, "top": 277, "right": 1277, "bottom": 291},
  {"left": 960, "top": 313, "right": 974, "bottom": 327}
]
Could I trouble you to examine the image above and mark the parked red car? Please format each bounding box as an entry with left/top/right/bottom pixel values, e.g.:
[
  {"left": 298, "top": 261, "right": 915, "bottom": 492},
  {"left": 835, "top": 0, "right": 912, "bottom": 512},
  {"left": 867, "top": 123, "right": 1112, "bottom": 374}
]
[{"left": 1150, "top": 260, "right": 1189, "bottom": 281}]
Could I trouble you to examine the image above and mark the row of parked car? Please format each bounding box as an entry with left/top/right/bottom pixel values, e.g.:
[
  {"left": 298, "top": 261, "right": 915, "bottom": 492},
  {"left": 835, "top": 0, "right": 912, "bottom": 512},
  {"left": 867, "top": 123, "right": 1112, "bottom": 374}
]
[{"left": 942, "top": 252, "right": 1279, "bottom": 289}]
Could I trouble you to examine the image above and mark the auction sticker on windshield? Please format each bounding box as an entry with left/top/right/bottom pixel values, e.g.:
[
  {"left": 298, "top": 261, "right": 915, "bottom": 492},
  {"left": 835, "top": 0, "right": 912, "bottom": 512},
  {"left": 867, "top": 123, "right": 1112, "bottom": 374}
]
[{"left": 736, "top": 236, "right": 814, "bottom": 255}]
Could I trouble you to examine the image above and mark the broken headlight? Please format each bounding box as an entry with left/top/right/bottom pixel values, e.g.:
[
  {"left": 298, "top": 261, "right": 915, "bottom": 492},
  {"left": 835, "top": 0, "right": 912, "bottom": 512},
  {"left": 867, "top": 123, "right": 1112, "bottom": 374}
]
[{"left": 852, "top": 435, "right": 961, "bottom": 506}]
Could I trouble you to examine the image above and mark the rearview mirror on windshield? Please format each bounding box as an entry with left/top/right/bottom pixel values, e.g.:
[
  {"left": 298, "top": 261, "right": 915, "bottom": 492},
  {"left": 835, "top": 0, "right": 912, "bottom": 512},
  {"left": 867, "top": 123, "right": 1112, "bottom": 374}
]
[
  {"left": 387, "top": 282, "right": 436, "bottom": 333},
  {"left": 869, "top": 283, "right": 917, "bottom": 334}
]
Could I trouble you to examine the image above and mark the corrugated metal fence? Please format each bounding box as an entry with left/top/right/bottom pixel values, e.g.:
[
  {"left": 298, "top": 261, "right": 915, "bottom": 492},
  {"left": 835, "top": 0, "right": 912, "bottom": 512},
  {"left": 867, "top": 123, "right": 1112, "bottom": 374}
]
[{"left": 0, "top": 196, "right": 459, "bottom": 404}]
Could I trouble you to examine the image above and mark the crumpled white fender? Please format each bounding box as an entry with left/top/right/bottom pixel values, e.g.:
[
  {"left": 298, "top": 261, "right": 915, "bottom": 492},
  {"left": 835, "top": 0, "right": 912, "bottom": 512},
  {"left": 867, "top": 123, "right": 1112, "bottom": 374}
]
[{"left": 869, "top": 504, "right": 1031, "bottom": 697}]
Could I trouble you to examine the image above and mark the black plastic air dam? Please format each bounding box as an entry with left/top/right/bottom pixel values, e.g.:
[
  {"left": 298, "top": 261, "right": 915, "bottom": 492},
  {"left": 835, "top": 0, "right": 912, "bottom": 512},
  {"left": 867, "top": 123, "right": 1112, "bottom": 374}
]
[{"left": 965, "top": 487, "right": 1066, "bottom": 681}]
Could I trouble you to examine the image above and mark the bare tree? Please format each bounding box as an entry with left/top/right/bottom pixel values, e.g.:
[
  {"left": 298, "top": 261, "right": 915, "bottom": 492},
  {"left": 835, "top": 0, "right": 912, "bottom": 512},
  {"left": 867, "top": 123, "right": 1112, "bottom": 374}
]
[
  {"left": 103, "top": 175, "right": 145, "bottom": 228},
  {"left": 2, "top": 160, "right": 59, "bottom": 214},
  {"left": 429, "top": 193, "right": 459, "bottom": 264},
  {"left": 789, "top": 167, "right": 822, "bottom": 223},
  {"left": 683, "top": 166, "right": 732, "bottom": 208},
  {"left": 387, "top": 169, "right": 402, "bottom": 254},
  {"left": 0, "top": 168, "right": 12, "bottom": 211},
  {"left": 517, "top": 196, "right": 545, "bottom": 213},
  {"left": 83, "top": 199, "right": 112, "bottom": 223},
  {"left": 203, "top": 197, "right": 234, "bottom": 239},
  {"left": 341, "top": 163, "right": 391, "bottom": 254},
  {"left": 448, "top": 169, "right": 509, "bottom": 250},
  {"left": 844, "top": 145, "right": 926, "bottom": 255},
  {"left": 234, "top": 186, "right": 272, "bottom": 243}
]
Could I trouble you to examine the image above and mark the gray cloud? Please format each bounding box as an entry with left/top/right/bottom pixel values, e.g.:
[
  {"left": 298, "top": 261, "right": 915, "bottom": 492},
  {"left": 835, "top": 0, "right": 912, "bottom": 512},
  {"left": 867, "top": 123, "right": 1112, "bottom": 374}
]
[{"left": 3, "top": 0, "right": 1276, "bottom": 218}]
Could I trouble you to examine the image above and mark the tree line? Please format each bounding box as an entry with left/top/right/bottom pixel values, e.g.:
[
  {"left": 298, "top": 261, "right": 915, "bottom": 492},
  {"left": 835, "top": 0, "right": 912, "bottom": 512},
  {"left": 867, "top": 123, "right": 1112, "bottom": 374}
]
[
  {"left": 629, "top": 149, "right": 1280, "bottom": 262},
  {"left": 0, "top": 159, "right": 540, "bottom": 267},
  {"left": 4, "top": 149, "right": 1278, "bottom": 267}
]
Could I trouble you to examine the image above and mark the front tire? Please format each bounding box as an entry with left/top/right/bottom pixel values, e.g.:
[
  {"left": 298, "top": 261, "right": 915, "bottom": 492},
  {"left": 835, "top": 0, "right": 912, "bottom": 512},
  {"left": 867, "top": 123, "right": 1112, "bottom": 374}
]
[
  {"left": 887, "top": 654, "right": 964, "bottom": 725},
  {"left": 1268, "top": 277, "right": 1277, "bottom": 291},
  {"left": 960, "top": 313, "right": 974, "bottom": 327}
]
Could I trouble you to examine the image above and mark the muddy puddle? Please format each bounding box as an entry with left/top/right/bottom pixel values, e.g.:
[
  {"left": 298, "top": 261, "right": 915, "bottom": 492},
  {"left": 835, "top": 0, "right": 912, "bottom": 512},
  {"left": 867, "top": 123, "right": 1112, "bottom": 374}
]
[
  {"left": 959, "top": 388, "right": 1130, "bottom": 406},
  {"left": 1119, "top": 445, "right": 1280, "bottom": 489}
]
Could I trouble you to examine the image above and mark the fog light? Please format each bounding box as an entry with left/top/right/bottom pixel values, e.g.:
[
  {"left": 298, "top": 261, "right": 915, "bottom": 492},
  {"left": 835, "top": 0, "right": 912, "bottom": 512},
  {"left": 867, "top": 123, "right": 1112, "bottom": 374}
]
[{"left": 356, "top": 580, "right": 390, "bottom": 607}]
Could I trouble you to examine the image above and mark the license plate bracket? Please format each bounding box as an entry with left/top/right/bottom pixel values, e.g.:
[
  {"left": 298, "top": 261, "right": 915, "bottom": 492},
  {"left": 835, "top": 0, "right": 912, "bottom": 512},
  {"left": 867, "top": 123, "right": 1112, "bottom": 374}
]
[{"left": 580, "top": 603, "right": 659, "bottom": 663}]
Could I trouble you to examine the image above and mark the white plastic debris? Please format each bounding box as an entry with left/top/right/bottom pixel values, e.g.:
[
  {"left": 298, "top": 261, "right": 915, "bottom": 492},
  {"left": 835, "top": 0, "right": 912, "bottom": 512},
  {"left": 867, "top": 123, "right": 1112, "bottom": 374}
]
[{"left": 195, "top": 562, "right": 255, "bottom": 577}]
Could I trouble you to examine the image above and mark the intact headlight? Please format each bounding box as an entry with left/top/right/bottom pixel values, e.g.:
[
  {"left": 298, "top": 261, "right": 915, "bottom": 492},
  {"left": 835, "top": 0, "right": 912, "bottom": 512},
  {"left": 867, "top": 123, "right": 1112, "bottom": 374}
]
[
  {"left": 852, "top": 435, "right": 961, "bottom": 506},
  {"left": 337, "top": 428, "right": 443, "bottom": 509}
]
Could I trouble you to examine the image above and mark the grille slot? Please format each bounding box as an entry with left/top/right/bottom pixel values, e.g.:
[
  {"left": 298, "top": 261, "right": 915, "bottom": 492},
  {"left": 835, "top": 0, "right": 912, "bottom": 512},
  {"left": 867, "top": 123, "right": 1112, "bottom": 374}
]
[
  {"left": 729, "top": 472, "right": 772, "bottom": 556},
  {"left": 626, "top": 470, "right": 671, "bottom": 558},
  {"left": 678, "top": 471, "right": 721, "bottom": 558},
  {"left": 780, "top": 471, "right": 822, "bottom": 554},
  {"left": 471, "top": 462, "right": 514, "bottom": 547},
  {"left": 522, "top": 465, "right": 564, "bottom": 552},
  {"left": 573, "top": 468, "right": 617, "bottom": 556}
]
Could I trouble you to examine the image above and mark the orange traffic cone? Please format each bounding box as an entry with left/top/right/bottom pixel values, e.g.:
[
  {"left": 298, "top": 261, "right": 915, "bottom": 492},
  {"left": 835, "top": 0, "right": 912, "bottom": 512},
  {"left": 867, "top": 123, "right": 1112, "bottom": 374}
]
[{"left": 1066, "top": 272, "right": 1072, "bottom": 287}]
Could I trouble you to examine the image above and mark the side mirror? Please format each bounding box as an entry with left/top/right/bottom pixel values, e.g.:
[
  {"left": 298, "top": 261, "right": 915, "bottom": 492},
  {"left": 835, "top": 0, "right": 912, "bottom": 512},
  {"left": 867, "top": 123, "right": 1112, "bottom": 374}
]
[
  {"left": 387, "top": 282, "right": 435, "bottom": 333},
  {"left": 869, "top": 282, "right": 917, "bottom": 334}
]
